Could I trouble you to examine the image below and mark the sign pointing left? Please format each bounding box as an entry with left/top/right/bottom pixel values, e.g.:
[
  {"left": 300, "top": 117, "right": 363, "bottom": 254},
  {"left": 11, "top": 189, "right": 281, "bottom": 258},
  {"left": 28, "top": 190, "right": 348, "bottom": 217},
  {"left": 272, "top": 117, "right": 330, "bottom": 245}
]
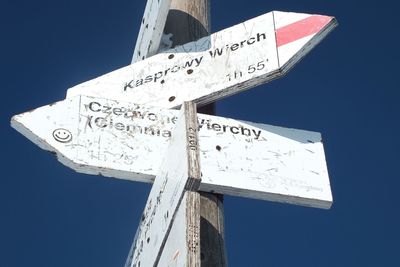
[{"left": 11, "top": 95, "right": 332, "bottom": 208}]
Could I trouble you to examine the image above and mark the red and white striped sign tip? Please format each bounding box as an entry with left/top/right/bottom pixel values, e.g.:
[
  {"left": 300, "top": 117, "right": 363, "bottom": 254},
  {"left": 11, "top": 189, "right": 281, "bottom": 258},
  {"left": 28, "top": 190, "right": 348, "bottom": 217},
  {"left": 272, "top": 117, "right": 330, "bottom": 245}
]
[
  {"left": 274, "top": 11, "right": 337, "bottom": 69},
  {"left": 276, "top": 15, "right": 334, "bottom": 47}
]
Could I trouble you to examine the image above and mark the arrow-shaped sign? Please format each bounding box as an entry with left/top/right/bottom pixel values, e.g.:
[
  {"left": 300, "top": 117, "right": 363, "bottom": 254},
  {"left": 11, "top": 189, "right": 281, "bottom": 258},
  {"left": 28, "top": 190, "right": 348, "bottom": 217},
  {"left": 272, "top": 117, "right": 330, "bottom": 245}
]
[
  {"left": 66, "top": 11, "right": 337, "bottom": 109},
  {"left": 125, "top": 102, "right": 201, "bottom": 267},
  {"left": 11, "top": 95, "right": 332, "bottom": 208}
]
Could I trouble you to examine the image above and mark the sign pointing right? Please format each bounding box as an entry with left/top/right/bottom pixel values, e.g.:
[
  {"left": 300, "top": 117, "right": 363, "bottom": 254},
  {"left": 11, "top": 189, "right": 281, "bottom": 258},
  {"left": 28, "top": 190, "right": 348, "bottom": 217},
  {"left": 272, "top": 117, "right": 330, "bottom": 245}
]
[{"left": 66, "top": 11, "right": 337, "bottom": 109}]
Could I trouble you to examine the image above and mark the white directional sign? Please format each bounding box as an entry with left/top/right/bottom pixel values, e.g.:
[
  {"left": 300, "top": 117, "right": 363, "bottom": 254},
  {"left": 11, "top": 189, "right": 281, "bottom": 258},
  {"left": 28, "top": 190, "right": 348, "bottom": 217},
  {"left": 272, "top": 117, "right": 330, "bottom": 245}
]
[
  {"left": 12, "top": 95, "right": 332, "bottom": 208},
  {"left": 125, "top": 102, "right": 200, "bottom": 267},
  {"left": 132, "top": 0, "right": 172, "bottom": 63},
  {"left": 66, "top": 11, "right": 337, "bottom": 109}
]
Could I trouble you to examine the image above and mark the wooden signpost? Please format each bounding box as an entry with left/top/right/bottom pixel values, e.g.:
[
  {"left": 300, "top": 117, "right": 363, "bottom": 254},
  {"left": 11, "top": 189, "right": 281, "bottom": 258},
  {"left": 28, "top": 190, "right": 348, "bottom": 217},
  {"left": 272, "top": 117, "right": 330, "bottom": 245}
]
[
  {"left": 10, "top": 0, "right": 337, "bottom": 266},
  {"left": 125, "top": 102, "right": 201, "bottom": 267}
]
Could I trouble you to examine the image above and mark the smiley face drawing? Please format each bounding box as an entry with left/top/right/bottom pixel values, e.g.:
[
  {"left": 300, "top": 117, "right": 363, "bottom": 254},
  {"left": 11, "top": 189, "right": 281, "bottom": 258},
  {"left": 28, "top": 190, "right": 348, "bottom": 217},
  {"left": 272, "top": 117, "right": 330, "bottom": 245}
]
[{"left": 53, "top": 128, "right": 72, "bottom": 143}]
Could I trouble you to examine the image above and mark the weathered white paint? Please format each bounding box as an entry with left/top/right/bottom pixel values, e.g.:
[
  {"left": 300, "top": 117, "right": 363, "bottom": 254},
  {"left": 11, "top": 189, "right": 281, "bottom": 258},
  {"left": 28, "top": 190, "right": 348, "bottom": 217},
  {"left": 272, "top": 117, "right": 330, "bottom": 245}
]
[
  {"left": 156, "top": 193, "right": 189, "bottom": 267},
  {"left": 11, "top": 95, "right": 332, "bottom": 208},
  {"left": 132, "top": 0, "right": 172, "bottom": 63},
  {"left": 124, "top": 102, "right": 200, "bottom": 267},
  {"left": 67, "top": 11, "right": 337, "bottom": 109},
  {"left": 155, "top": 191, "right": 200, "bottom": 267}
]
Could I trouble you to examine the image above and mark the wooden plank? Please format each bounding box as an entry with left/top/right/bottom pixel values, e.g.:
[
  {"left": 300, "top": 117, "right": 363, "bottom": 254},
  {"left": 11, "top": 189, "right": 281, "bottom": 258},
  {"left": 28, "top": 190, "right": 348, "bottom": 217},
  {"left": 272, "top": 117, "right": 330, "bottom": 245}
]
[
  {"left": 131, "top": 0, "right": 172, "bottom": 63},
  {"left": 155, "top": 191, "right": 200, "bottom": 267},
  {"left": 67, "top": 11, "right": 337, "bottom": 109},
  {"left": 124, "top": 101, "right": 200, "bottom": 267},
  {"left": 11, "top": 95, "right": 332, "bottom": 209}
]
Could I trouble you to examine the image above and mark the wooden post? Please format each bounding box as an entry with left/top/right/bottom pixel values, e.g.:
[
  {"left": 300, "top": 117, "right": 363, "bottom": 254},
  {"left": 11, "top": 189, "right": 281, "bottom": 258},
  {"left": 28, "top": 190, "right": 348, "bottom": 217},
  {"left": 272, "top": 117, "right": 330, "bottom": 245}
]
[{"left": 162, "top": 1, "right": 227, "bottom": 266}]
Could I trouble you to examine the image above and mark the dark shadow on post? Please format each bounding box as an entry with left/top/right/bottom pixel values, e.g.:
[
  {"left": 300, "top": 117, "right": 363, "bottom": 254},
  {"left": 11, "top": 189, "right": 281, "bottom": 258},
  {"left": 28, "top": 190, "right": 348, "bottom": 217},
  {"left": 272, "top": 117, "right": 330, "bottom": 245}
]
[
  {"left": 200, "top": 192, "right": 226, "bottom": 267},
  {"left": 164, "top": 9, "right": 214, "bottom": 115},
  {"left": 164, "top": 9, "right": 209, "bottom": 47}
]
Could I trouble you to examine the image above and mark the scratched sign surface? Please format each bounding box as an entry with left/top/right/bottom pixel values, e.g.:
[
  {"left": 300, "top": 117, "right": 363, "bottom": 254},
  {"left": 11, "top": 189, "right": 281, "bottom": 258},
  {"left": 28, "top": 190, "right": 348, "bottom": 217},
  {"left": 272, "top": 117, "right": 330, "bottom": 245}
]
[
  {"left": 125, "top": 103, "right": 199, "bottom": 267},
  {"left": 67, "top": 11, "right": 337, "bottom": 109},
  {"left": 12, "top": 95, "right": 332, "bottom": 208}
]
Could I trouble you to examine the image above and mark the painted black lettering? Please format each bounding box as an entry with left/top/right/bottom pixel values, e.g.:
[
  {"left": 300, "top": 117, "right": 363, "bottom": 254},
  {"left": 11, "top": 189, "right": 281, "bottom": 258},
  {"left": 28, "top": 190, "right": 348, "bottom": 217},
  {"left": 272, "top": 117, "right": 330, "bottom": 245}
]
[
  {"left": 212, "top": 123, "right": 221, "bottom": 131},
  {"left": 89, "top": 102, "right": 101, "bottom": 112},
  {"left": 209, "top": 47, "right": 224, "bottom": 58},
  {"left": 113, "top": 108, "right": 123, "bottom": 116},
  {"left": 252, "top": 129, "right": 262, "bottom": 140},
  {"left": 102, "top": 105, "right": 112, "bottom": 114},
  {"left": 257, "top": 32, "right": 266, "bottom": 42},
  {"left": 231, "top": 43, "right": 239, "bottom": 51},
  {"left": 144, "top": 75, "right": 153, "bottom": 83},
  {"left": 171, "top": 65, "right": 180, "bottom": 73},
  {"left": 154, "top": 71, "right": 163, "bottom": 82},
  {"left": 241, "top": 127, "right": 251, "bottom": 136},
  {"left": 247, "top": 37, "right": 256, "bottom": 45},
  {"left": 184, "top": 59, "right": 195, "bottom": 68},
  {"left": 194, "top": 56, "right": 203, "bottom": 67},
  {"left": 230, "top": 126, "right": 240, "bottom": 134},
  {"left": 136, "top": 79, "right": 144, "bottom": 87},
  {"left": 124, "top": 80, "right": 134, "bottom": 91}
]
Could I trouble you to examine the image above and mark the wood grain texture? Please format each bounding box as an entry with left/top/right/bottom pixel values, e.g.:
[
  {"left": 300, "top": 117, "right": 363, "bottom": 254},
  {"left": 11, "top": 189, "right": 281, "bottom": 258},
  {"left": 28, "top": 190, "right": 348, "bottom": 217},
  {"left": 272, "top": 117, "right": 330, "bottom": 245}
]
[
  {"left": 184, "top": 102, "right": 201, "bottom": 191},
  {"left": 165, "top": 1, "right": 227, "bottom": 266},
  {"left": 186, "top": 191, "right": 201, "bottom": 267},
  {"left": 124, "top": 102, "right": 201, "bottom": 267}
]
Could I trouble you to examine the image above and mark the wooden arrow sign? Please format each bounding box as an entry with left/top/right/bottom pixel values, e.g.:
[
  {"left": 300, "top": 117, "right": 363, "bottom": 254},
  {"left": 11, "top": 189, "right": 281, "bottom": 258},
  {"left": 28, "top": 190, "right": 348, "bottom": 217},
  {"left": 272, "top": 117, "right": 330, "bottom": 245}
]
[
  {"left": 66, "top": 11, "right": 337, "bottom": 109},
  {"left": 11, "top": 95, "right": 332, "bottom": 208},
  {"left": 125, "top": 102, "right": 201, "bottom": 267}
]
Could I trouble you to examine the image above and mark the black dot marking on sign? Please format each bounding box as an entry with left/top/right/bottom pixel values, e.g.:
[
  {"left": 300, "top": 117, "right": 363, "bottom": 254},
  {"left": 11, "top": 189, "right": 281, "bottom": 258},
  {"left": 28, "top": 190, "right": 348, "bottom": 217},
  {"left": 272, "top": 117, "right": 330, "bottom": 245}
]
[
  {"left": 216, "top": 145, "right": 222, "bottom": 151},
  {"left": 168, "top": 54, "right": 174, "bottom": 59},
  {"left": 187, "top": 69, "right": 193, "bottom": 74},
  {"left": 169, "top": 96, "right": 176, "bottom": 102}
]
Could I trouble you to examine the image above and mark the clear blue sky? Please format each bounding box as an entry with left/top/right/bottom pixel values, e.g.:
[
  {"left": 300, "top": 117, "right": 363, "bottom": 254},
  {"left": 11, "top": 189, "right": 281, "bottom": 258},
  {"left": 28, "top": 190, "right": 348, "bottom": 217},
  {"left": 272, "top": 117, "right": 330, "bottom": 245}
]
[{"left": 2, "top": 0, "right": 399, "bottom": 266}]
